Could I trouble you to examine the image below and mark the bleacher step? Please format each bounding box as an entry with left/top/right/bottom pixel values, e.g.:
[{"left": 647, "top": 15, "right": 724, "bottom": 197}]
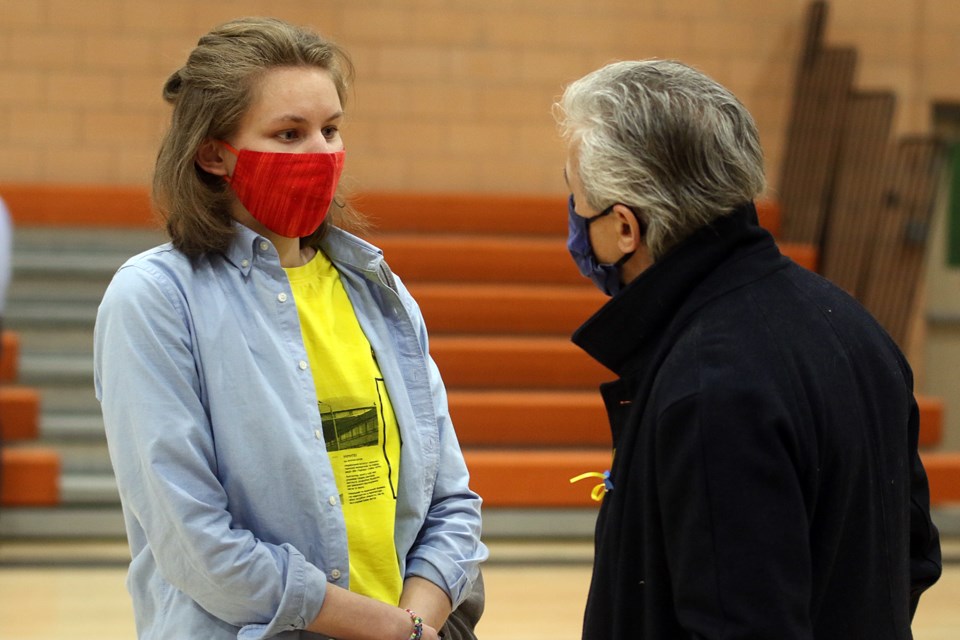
[
  {"left": 373, "top": 234, "right": 818, "bottom": 285},
  {"left": 13, "top": 251, "right": 135, "bottom": 277},
  {"left": 356, "top": 192, "right": 566, "bottom": 236},
  {"left": 918, "top": 395, "right": 944, "bottom": 448},
  {"left": 60, "top": 474, "right": 120, "bottom": 504},
  {"left": 450, "top": 390, "right": 609, "bottom": 447},
  {"left": 0, "top": 505, "right": 125, "bottom": 539},
  {"left": 1, "top": 330, "right": 20, "bottom": 383},
  {"left": 1, "top": 447, "right": 60, "bottom": 506},
  {"left": 0, "top": 503, "right": 603, "bottom": 540},
  {"left": 373, "top": 233, "right": 584, "bottom": 285},
  {"left": 464, "top": 448, "right": 960, "bottom": 509},
  {"left": 5, "top": 301, "right": 101, "bottom": 330},
  {"left": 18, "top": 353, "right": 93, "bottom": 386},
  {"left": 9, "top": 392, "right": 941, "bottom": 450},
  {"left": 432, "top": 336, "right": 610, "bottom": 390},
  {"left": 356, "top": 192, "right": 783, "bottom": 238},
  {"left": 0, "top": 386, "right": 40, "bottom": 441},
  {"left": 923, "top": 452, "right": 960, "bottom": 506},
  {"left": 409, "top": 282, "right": 605, "bottom": 336},
  {"left": 38, "top": 413, "right": 106, "bottom": 440},
  {"left": 465, "top": 448, "right": 612, "bottom": 508}
]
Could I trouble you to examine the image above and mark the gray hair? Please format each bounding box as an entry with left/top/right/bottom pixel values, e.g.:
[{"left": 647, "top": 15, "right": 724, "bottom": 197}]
[{"left": 556, "top": 59, "right": 766, "bottom": 259}]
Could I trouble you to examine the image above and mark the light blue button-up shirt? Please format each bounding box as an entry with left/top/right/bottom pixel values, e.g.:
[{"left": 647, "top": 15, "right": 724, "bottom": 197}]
[{"left": 94, "top": 224, "right": 487, "bottom": 639}]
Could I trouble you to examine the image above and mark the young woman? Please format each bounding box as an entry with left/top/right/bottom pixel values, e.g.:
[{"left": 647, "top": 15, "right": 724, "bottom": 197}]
[{"left": 94, "top": 17, "right": 486, "bottom": 640}]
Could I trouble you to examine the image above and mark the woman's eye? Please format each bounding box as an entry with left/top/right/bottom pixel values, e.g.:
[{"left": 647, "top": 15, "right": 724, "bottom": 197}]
[
  {"left": 322, "top": 126, "right": 339, "bottom": 139},
  {"left": 277, "top": 130, "right": 299, "bottom": 141}
]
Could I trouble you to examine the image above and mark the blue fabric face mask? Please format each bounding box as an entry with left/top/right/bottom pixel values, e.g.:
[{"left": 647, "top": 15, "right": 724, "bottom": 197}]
[{"left": 566, "top": 195, "right": 635, "bottom": 296}]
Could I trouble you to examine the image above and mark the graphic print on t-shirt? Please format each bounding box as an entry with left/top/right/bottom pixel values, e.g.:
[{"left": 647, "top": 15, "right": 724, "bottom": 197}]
[
  {"left": 321, "top": 404, "right": 379, "bottom": 451},
  {"left": 320, "top": 377, "right": 398, "bottom": 504}
]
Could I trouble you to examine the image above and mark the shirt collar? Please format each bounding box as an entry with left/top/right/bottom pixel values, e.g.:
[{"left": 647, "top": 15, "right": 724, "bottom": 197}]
[
  {"left": 572, "top": 202, "right": 782, "bottom": 374},
  {"left": 319, "top": 226, "right": 384, "bottom": 274},
  {"left": 221, "top": 222, "right": 263, "bottom": 276},
  {"left": 220, "top": 222, "right": 385, "bottom": 277}
]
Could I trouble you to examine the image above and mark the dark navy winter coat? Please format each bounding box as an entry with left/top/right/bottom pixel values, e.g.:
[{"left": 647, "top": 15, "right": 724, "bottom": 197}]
[{"left": 573, "top": 203, "right": 941, "bottom": 640}]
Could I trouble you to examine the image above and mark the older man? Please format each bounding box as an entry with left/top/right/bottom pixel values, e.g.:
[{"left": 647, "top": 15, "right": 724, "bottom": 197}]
[{"left": 557, "top": 60, "right": 941, "bottom": 639}]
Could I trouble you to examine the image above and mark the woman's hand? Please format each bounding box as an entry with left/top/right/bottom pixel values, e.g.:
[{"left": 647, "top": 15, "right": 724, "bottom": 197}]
[{"left": 307, "top": 584, "right": 437, "bottom": 640}]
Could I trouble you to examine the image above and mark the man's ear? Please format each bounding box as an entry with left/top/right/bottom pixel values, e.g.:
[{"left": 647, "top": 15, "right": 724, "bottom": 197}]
[
  {"left": 613, "top": 204, "right": 645, "bottom": 254},
  {"left": 195, "top": 139, "right": 230, "bottom": 177}
]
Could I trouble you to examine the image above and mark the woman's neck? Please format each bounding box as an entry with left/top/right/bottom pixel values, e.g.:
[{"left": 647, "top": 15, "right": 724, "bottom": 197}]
[
  {"left": 274, "top": 238, "right": 316, "bottom": 268},
  {"left": 232, "top": 209, "right": 315, "bottom": 267}
]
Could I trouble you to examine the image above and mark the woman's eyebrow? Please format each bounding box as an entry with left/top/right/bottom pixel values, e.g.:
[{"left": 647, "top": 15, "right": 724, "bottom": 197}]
[{"left": 268, "top": 110, "right": 344, "bottom": 125}]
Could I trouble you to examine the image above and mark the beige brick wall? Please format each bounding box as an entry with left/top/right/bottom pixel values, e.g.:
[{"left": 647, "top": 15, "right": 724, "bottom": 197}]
[{"left": 0, "top": 0, "right": 958, "bottom": 196}]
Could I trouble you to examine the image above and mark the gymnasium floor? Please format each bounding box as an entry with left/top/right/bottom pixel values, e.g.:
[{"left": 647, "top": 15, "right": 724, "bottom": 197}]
[{"left": 0, "top": 539, "right": 958, "bottom": 639}]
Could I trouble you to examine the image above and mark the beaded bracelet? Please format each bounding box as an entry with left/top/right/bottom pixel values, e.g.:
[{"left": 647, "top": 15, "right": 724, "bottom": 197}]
[{"left": 404, "top": 608, "right": 423, "bottom": 640}]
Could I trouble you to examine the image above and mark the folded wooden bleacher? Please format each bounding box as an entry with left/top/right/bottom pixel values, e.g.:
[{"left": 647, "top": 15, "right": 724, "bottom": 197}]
[{"left": 774, "top": 1, "right": 959, "bottom": 506}]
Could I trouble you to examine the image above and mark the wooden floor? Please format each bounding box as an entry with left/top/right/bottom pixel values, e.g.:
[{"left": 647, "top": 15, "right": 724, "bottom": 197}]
[{"left": 0, "top": 540, "right": 958, "bottom": 639}]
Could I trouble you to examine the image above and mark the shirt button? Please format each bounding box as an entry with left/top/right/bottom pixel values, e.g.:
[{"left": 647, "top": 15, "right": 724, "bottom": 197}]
[
  {"left": 277, "top": 292, "right": 288, "bottom": 303},
  {"left": 315, "top": 429, "right": 322, "bottom": 440},
  {"left": 259, "top": 241, "right": 269, "bottom": 251},
  {"left": 329, "top": 569, "right": 342, "bottom": 580},
  {"left": 240, "top": 259, "right": 249, "bottom": 268},
  {"left": 298, "top": 360, "right": 308, "bottom": 370},
  {"left": 328, "top": 495, "right": 337, "bottom": 506}
]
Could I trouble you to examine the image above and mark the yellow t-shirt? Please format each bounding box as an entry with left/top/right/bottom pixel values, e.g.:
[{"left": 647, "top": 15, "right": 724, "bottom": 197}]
[{"left": 284, "top": 250, "right": 403, "bottom": 605}]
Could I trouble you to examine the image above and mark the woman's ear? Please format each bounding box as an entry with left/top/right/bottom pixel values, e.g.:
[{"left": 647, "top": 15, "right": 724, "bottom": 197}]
[
  {"left": 613, "top": 204, "right": 645, "bottom": 254},
  {"left": 195, "top": 139, "right": 230, "bottom": 177}
]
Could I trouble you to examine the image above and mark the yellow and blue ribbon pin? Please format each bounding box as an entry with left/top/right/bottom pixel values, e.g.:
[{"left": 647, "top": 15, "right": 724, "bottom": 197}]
[{"left": 569, "top": 470, "right": 613, "bottom": 502}]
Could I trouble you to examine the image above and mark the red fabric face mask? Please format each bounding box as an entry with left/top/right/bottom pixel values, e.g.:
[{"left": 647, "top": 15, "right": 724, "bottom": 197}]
[{"left": 222, "top": 143, "right": 346, "bottom": 238}]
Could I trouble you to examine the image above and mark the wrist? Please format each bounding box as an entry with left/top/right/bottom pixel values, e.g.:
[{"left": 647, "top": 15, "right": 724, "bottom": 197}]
[{"left": 404, "top": 608, "right": 423, "bottom": 640}]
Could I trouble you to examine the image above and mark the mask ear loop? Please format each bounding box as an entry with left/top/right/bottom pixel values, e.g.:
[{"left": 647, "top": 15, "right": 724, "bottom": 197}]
[
  {"left": 218, "top": 141, "right": 240, "bottom": 157},
  {"left": 591, "top": 204, "right": 643, "bottom": 268},
  {"left": 587, "top": 204, "right": 648, "bottom": 235},
  {"left": 214, "top": 141, "right": 240, "bottom": 183},
  {"left": 629, "top": 207, "right": 648, "bottom": 237},
  {"left": 583, "top": 203, "right": 616, "bottom": 226}
]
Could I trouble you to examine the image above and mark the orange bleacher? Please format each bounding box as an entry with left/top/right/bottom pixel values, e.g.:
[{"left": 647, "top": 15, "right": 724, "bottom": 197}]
[
  {"left": 1, "top": 330, "right": 60, "bottom": 507},
  {"left": 0, "top": 186, "right": 955, "bottom": 511}
]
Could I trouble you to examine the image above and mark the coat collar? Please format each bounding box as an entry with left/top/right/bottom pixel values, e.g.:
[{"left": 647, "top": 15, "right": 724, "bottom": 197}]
[{"left": 572, "top": 202, "right": 788, "bottom": 375}]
